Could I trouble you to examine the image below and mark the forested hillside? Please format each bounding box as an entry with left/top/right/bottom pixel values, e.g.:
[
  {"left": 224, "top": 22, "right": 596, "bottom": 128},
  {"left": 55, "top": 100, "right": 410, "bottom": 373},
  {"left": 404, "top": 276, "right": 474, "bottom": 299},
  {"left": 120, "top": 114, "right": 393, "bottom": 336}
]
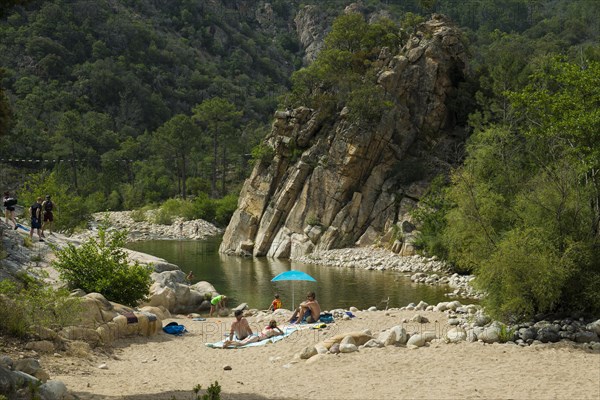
[
  {"left": 0, "top": 0, "right": 304, "bottom": 218},
  {"left": 0, "top": 0, "right": 598, "bottom": 240}
]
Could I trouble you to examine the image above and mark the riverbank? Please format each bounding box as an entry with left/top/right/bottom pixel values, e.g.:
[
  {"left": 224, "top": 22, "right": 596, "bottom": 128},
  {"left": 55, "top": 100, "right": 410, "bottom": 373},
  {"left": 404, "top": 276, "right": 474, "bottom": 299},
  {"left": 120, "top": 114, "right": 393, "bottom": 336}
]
[
  {"left": 39, "top": 308, "right": 600, "bottom": 400},
  {"left": 294, "top": 248, "right": 481, "bottom": 299},
  {"left": 89, "top": 211, "right": 222, "bottom": 241},
  {"left": 2, "top": 220, "right": 600, "bottom": 399}
]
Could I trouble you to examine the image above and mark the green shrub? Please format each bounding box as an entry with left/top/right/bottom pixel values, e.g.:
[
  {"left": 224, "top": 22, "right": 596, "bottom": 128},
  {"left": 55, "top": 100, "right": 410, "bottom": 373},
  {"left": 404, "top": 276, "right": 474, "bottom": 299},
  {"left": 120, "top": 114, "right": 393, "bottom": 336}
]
[
  {"left": 251, "top": 143, "right": 274, "bottom": 165},
  {"left": 214, "top": 195, "right": 238, "bottom": 227},
  {"left": 0, "top": 277, "right": 82, "bottom": 338},
  {"left": 130, "top": 209, "right": 147, "bottom": 222},
  {"left": 50, "top": 224, "right": 152, "bottom": 307},
  {"left": 192, "top": 193, "right": 216, "bottom": 222},
  {"left": 192, "top": 382, "right": 221, "bottom": 400},
  {"left": 306, "top": 214, "right": 323, "bottom": 227},
  {"left": 153, "top": 208, "right": 173, "bottom": 225}
]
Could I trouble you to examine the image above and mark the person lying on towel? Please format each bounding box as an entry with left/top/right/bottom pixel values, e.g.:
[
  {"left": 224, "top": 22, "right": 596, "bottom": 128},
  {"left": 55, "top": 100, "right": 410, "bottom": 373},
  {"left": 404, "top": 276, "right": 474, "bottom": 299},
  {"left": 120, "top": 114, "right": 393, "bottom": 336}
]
[{"left": 223, "top": 319, "right": 283, "bottom": 347}]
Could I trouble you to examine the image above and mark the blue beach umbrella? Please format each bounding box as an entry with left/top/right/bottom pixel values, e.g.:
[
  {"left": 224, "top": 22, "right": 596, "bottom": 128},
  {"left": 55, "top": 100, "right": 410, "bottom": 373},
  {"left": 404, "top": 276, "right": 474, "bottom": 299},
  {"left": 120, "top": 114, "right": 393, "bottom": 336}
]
[{"left": 271, "top": 270, "right": 316, "bottom": 308}]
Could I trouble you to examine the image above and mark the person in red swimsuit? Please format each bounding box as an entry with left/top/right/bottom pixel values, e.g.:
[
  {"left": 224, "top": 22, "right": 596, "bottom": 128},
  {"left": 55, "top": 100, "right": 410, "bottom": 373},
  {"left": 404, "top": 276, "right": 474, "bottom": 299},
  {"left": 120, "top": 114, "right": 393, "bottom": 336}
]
[{"left": 268, "top": 294, "right": 282, "bottom": 312}]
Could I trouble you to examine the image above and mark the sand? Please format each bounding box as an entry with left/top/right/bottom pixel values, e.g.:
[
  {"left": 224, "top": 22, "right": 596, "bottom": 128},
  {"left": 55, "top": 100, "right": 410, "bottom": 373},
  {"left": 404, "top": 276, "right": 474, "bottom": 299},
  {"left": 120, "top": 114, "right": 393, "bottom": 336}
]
[{"left": 40, "top": 310, "right": 600, "bottom": 400}]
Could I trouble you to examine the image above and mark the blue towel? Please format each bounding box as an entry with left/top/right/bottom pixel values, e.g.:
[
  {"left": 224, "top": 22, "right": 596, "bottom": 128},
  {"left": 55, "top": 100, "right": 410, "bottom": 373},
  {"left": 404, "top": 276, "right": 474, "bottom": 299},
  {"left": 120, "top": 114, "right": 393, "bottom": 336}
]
[{"left": 205, "top": 327, "right": 298, "bottom": 349}]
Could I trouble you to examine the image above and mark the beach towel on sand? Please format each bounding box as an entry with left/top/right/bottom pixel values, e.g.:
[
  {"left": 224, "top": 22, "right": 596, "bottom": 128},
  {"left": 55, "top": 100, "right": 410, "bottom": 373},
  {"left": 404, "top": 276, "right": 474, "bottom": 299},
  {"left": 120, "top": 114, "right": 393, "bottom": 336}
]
[{"left": 205, "top": 326, "right": 300, "bottom": 349}]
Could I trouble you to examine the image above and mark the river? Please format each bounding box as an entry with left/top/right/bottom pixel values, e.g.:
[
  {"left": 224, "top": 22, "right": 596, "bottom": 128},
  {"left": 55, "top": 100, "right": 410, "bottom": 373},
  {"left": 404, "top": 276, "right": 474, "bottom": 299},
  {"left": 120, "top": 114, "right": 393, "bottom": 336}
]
[{"left": 126, "top": 237, "right": 458, "bottom": 311}]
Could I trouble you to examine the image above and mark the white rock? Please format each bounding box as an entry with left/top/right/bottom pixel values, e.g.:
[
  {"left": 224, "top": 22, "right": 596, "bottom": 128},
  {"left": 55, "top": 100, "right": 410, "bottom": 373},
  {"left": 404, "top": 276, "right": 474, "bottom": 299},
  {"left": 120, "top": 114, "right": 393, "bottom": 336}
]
[
  {"left": 368, "top": 306, "right": 377, "bottom": 312},
  {"left": 340, "top": 343, "right": 358, "bottom": 353},
  {"left": 98, "top": 364, "right": 108, "bottom": 369},
  {"left": 341, "top": 336, "right": 356, "bottom": 346},
  {"left": 446, "top": 328, "right": 467, "bottom": 343}
]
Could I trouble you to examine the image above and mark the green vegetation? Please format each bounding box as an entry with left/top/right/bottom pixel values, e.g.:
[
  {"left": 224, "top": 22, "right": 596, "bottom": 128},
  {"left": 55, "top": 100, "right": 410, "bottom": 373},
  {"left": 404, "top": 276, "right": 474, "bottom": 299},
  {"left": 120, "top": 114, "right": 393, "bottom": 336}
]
[
  {"left": 51, "top": 223, "right": 152, "bottom": 307},
  {"left": 417, "top": 59, "right": 600, "bottom": 321},
  {"left": 0, "top": 274, "right": 82, "bottom": 338},
  {"left": 289, "top": 13, "right": 399, "bottom": 125},
  {"left": 0, "top": 0, "right": 299, "bottom": 229},
  {"left": 1, "top": 0, "right": 600, "bottom": 322},
  {"left": 195, "top": 382, "right": 221, "bottom": 400}
]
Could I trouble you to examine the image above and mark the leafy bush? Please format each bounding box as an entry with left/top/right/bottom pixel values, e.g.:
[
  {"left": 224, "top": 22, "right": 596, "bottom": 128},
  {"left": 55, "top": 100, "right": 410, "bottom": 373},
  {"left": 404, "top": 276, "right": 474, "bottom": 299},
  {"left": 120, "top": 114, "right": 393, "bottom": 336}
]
[
  {"left": 192, "top": 382, "right": 221, "bottom": 400},
  {"left": 0, "top": 276, "right": 82, "bottom": 338},
  {"left": 411, "top": 175, "right": 451, "bottom": 261},
  {"left": 130, "top": 208, "right": 147, "bottom": 222},
  {"left": 192, "top": 193, "right": 216, "bottom": 222},
  {"left": 214, "top": 194, "right": 238, "bottom": 227},
  {"left": 250, "top": 143, "right": 275, "bottom": 165},
  {"left": 51, "top": 225, "right": 152, "bottom": 307}
]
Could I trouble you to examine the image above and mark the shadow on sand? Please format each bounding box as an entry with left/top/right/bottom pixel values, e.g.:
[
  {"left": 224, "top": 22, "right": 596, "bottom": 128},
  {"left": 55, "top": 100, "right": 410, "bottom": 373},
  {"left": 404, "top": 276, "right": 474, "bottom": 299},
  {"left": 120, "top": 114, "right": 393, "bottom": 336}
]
[{"left": 73, "top": 390, "right": 277, "bottom": 400}]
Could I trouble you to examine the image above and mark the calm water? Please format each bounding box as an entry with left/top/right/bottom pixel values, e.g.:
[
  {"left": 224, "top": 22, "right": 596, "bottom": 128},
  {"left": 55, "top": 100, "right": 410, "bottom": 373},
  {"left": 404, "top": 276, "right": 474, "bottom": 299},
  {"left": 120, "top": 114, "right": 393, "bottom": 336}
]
[{"left": 127, "top": 237, "right": 456, "bottom": 311}]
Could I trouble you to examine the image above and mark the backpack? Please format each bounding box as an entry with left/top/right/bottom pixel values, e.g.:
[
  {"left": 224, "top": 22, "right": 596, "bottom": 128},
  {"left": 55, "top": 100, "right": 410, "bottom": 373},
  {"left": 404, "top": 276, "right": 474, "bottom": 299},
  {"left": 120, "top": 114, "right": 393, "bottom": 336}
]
[
  {"left": 4, "top": 197, "right": 17, "bottom": 207},
  {"left": 162, "top": 321, "right": 187, "bottom": 335},
  {"left": 44, "top": 200, "right": 53, "bottom": 211},
  {"left": 319, "top": 313, "right": 334, "bottom": 324}
]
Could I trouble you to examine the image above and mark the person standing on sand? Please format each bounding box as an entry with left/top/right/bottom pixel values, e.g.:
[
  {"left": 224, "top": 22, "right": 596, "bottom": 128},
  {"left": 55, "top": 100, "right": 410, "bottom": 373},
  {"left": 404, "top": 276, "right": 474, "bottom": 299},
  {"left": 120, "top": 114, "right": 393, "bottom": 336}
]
[{"left": 29, "top": 197, "right": 44, "bottom": 242}]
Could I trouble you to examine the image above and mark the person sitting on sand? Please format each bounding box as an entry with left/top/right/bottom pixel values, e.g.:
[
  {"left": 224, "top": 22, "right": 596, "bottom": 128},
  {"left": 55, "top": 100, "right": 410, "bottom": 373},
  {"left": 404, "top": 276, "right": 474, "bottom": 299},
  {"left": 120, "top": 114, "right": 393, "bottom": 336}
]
[
  {"left": 268, "top": 294, "right": 282, "bottom": 312},
  {"left": 289, "top": 291, "right": 321, "bottom": 324},
  {"left": 224, "top": 319, "right": 283, "bottom": 347},
  {"left": 209, "top": 294, "right": 227, "bottom": 317},
  {"left": 226, "top": 310, "right": 253, "bottom": 344}
]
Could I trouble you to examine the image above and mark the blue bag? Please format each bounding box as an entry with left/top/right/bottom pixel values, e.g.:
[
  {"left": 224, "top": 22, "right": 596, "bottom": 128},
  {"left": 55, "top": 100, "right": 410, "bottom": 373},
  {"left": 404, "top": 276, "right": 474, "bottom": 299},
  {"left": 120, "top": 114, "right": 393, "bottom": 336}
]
[
  {"left": 162, "top": 321, "right": 187, "bottom": 335},
  {"left": 319, "top": 313, "right": 334, "bottom": 324}
]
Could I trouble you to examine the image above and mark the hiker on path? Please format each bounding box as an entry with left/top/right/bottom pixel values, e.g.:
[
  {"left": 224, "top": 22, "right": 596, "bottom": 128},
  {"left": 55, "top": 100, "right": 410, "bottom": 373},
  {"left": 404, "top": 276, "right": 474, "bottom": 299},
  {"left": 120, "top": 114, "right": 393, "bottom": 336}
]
[
  {"left": 3, "top": 191, "right": 18, "bottom": 230},
  {"left": 29, "top": 197, "right": 44, "bottom": 242},
  {"left": 41, "top": 194, "right": 55, "bottom": 236}
]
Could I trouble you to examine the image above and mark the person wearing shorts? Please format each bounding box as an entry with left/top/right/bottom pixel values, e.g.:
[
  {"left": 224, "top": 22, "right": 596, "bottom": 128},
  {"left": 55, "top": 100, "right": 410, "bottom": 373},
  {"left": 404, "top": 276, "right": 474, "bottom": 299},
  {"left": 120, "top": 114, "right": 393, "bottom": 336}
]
[
  {"left": 209, "top": 294, "right": 227, "bottom": 317},
  {"left": 41, "top": 195, "right": 54, "bottom": 236},
  {"left": 29, "top": 197, "right": 44, "bottom": 242},
  {"left": 289, "top": 291, "right": 321, "bottom": 324},
  {"left": 3, "top": 191, "right": 17, "bottom": 230}
]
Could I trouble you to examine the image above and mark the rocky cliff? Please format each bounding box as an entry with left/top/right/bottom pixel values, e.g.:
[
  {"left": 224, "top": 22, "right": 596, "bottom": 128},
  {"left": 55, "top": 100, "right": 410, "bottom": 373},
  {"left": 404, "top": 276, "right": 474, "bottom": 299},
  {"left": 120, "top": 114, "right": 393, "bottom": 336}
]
[{"left": 220, "top": 14, "right": 469, "bottom": 258}]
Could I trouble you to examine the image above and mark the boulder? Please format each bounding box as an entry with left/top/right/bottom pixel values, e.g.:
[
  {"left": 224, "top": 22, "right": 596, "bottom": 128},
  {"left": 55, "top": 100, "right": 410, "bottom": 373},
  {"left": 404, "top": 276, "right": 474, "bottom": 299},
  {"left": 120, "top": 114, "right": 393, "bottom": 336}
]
[
  {"left": 340, "top": 343, "right": 358, "bottom": 353},
  {"left": 299, "top": 346, "right": 318, "bottom": 360},
  {"left": 39, "top": 380, "right": 68, "bottom": 400},
  {"left": 0, "top": 366, "right": 15, "bottom": 398},
  {"left": 445, "top": 328, "right": 467, "bottom": 343},
  {"left": 322, "top": 331, "right": 373, "bottom": 349}
]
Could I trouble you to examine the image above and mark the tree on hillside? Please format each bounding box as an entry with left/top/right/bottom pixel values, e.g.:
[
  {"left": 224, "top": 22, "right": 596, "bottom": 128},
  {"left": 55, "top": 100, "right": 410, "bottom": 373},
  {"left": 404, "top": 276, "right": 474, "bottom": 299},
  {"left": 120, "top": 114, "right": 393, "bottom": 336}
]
[
  {"left": 443, "top": 58, "right": 600, "bottom": 320},
  {"left": 152, "top": 114, "right": 201, "bottom": 199},
  {"left": 0, "top": 69, "right": 11, "bottom": 137},
  {"left": 192, "top": 98, "right": 242, "bottom": 197},
  {"left": 51, "top": 111, "right": 84, "bottom": 194}
]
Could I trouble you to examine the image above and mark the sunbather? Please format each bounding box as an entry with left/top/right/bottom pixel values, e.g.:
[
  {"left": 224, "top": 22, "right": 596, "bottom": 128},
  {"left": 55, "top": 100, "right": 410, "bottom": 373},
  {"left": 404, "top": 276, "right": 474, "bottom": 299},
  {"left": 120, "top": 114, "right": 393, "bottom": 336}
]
[
  {"left": 223, "top": 319, "right": 283, "bottom": 347},
  {"left": 289, "top": 291, "right": 321, "bottom": 324}
]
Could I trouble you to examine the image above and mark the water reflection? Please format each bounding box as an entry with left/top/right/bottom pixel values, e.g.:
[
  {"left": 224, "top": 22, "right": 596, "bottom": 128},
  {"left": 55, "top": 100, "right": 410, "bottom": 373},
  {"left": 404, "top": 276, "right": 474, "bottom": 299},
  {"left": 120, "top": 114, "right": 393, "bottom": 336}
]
[{"left": 126, "top": 238, "right": 458, "bottom": 311}]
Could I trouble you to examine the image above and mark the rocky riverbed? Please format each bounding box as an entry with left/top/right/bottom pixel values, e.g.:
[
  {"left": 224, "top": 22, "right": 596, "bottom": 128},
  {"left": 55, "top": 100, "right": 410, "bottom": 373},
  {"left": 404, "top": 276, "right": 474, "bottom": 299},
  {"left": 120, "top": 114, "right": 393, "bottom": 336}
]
[
  {"left": 294, "top": 248, "right": 482, "bottom": 299},
  {"left": 88, "top": 210, "right": 223, "bottom": 241}
]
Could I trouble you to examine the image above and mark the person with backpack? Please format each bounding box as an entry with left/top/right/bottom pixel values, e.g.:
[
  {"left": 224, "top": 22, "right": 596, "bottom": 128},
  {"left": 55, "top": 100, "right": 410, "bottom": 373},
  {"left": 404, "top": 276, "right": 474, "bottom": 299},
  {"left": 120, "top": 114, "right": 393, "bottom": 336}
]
[
  {"left": 3, "top": 191, "right": 18, "bottom": 230},
  {"left": 41, "top": 194, "right": 55, "bottom": 236},
  {"left": 29, "top": 197, "right": 44, "bottom": 242}
]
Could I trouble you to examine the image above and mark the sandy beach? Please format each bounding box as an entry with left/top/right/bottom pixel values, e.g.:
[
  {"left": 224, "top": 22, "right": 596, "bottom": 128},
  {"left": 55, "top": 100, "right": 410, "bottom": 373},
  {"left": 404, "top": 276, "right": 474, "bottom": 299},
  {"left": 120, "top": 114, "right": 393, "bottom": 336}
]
[{"left": 39, "top": 310, "right": 600, "bottom": 400}]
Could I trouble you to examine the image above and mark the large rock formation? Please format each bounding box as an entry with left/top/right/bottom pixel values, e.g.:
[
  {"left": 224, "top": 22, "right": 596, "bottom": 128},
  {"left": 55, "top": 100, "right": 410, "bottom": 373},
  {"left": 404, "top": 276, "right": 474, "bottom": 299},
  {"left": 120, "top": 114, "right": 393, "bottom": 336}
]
[{"left": 220, "top": 14, "right": 468, "bottom": 258}]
